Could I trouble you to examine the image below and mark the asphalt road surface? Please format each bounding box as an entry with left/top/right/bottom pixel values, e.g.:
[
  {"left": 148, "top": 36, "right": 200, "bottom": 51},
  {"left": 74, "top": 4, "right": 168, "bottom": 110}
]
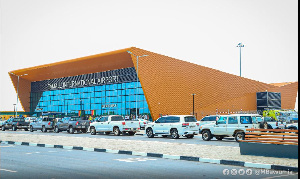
[
  {"left": 0, "top": 129, "right": 239, "bottom": 147},
  {"left": 1, "top": 144, "right": 298, "bottom": 179}
]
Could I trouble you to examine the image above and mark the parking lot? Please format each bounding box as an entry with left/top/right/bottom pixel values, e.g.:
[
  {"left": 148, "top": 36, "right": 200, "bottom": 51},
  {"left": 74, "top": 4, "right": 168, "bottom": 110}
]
[{"left": 0, "top": 129, "right": 239, "bottom": 147}]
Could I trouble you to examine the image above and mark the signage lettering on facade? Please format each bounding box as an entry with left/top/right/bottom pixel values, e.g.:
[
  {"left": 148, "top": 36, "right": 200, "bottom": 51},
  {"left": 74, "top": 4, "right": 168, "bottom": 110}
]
[
  {"left": 102, "top": 104, "right": 117, "bottom": 108},
  {"left": 47, "top": 76, "right": 119, "bottom": 90},
  {"left": 31, "top": 67, "right": 137, "bottom": 93}
]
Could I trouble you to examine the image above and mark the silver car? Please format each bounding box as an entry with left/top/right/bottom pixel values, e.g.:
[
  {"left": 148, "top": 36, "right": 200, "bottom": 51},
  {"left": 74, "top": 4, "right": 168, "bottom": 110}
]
[{"left": 29, "top": 117, "right": 55, "bottom": 132}]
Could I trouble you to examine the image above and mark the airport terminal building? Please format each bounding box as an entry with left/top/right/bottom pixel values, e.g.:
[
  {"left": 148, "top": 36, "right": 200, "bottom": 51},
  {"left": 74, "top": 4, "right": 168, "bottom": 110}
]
[{"left": 9, "top": 47, "right": 298, "bottom": 120}]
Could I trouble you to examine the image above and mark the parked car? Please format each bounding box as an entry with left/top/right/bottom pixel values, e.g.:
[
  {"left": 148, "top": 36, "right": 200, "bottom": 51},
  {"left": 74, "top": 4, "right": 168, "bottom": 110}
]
[
  {"left": 0, "top": 119, "right": 7, "bottom": 127},
  {"left": 286, "top": 120, "right": 298, "bottom": 130},
  {"left": 54, "top": 117, "right": 90, "bottom": 134},
  {"left": 90, "top": 115, "right": 140, "bottom": 136},
  {"left": 1, "top": 118, "right": 29, "bottom": 131},
  {"left": 24, "top": 117, "right": 37, "bottom": 123},
  {"left": 261, "top": 117, "right": 286, "bottom": 129},
  {"left": 145, "top": 115, "right": 200, "bottom": 139},
  {"left": 29, "top": 117, "right": 55, "bottom": 132},
  {"left": 200, "top": 114, "right": 262, "bottom": 142}
]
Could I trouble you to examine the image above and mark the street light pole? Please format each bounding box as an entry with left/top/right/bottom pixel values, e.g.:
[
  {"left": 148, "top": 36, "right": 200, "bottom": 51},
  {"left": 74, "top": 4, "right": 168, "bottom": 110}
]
[
  {"left": 11, "top": 73, "right": 28, "bottom": 117},
  {"left": 192, "top": 93, "right": 196, "bottom": 115},
  {"left": 127, "top": 51, "right": 148, "bottom": 119},
  {"left": 236, "top": 43, "right": 245, "bottom": 77},
  {"left": 13, "top": 104, "right": 16, "bottom": 117}
]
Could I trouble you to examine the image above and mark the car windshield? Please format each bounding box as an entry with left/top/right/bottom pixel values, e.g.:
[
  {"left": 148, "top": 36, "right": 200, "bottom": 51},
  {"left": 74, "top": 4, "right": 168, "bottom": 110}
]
[
  {"left": 184, "top": 116, "right": 197, "bottom": 122},
  {"left": 111, "top": 116, "right": 124, "bottom": 121}
]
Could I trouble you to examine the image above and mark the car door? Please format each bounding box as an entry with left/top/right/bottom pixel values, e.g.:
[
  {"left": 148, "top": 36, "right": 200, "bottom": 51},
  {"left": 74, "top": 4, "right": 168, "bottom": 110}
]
[
  {"left": 36, "top": 118, "right": 43, "bottom": 129},
  {"left": 5, "top": 119, "right": 12, "bottom": 129},
  {"left": 214, "top": 116, "right": 228, "bottom": 135},
  {"left": 227, "top": 116, "right": 238, "bottom": 134},
  {"left": 58, "top": 118, "right": 67, "bottom": 130},
  {"left": 63, "top": 118, "right": 70, "bottom": 130},
  {"left": 163, "top": 117, "right": 174, "bottom": 134},
  {"left": 8, "top": 119, "right": 14, "bottom": 129},
  {"left": 97, "top": 117, "right": 108, "bottom": 132},
  {"left": 153, "top": 117, "right": 167, "bottom": 134}
]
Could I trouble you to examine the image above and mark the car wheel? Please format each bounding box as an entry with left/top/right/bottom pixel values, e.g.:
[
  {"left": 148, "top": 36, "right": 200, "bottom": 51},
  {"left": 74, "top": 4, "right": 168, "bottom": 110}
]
[
  {"left": 30, "top": 126, "right": 33, "bottom": 132},
  {"left": 24, "top": 128, "right": 28, "bottom": 131},
  {"left": 81, "top": 129, "right": 87, "bottom": 133},
  {"left": 90, "top": 127, "right": 96, "bottom": 135},
  {"left": 162, "top": 135, "right": 168, "bottom": 138},
  {"left": 69, "top": 126, "right": 74, "bottom": 134},
  {"left": 42, "top": 126, "right": 47, "bottom": 133},
  {"left": 12, "top": 125, "right": 17, "bottom": 131},
  {"left": 2, "top": 126, "right": 5, "bottom": 131},
  {"left": 105, "top": 132, "right": 110, "bottom": 135},
  {"left": 235, "top": 132, "right": 245, "bottom": 142},
  {"left": 171, "top": 129, "right": 179, "bottom": 139},
  {"left": 186, "top": 135, "right": 194, "bottom": 139},
  {"left": 202, "top": 130, "right": 212, "bottom": 141},
  {"left": 113, "top": 127, "right": 120, "bottom": 136},
  {"left": 216, "top": 136, "right": 224, "bottom": 140},
  {"left": 146, "top": 128, "right": 154, "bottom": 138},
  {"left": 55, "top": 126, "right": 59, "bottom": 133}
]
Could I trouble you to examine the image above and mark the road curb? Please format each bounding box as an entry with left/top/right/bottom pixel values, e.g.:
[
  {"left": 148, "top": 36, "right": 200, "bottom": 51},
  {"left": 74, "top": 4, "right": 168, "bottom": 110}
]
[{"left": 1, "top": 140, "right": 298, "bottom": 172}]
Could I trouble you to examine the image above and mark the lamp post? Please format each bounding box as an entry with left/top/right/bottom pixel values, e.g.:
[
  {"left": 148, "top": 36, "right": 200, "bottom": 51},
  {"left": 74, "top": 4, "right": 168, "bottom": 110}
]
[
  {"left": 127, "top": 51, "right": 148, "bottom": 119},
  {"left": 13, "top": 104, "right": 16, "bottom": 117},
  {"left": 192, "top": 93, "right": 196, "bottom": 116},
  {"left": 236, "top": 43, "right": 245, "bottom": 77},
  {"left": 10, "top": 73, "right": 28, "bottom": 117}
]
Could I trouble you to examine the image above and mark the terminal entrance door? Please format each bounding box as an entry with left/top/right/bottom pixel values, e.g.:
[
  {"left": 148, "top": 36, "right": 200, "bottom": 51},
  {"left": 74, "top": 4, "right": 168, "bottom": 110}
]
[{"left": 130, "top": 108, "right": 139, "bottom": 119}]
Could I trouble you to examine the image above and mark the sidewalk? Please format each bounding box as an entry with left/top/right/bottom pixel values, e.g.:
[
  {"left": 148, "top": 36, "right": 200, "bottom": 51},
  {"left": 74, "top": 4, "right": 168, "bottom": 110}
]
[{"left": 0, "top": 133, "right": 298, "bottom": 168}]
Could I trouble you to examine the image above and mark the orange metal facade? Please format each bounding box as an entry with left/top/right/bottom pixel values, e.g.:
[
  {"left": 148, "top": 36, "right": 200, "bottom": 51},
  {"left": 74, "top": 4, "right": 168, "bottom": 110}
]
[{"left": 9, "top": 47, "right": 298, "bottom": 120}]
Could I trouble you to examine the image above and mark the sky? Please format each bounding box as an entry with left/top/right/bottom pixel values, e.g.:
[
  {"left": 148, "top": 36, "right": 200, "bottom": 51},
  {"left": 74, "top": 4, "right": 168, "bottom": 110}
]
[{"left": 0, "top": 0, "right": 298, "bottom": 111}]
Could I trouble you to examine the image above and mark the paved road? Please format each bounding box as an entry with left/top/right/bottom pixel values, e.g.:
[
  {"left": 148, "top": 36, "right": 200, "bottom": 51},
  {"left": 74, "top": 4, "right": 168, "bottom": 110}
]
[
  {"left": 1, "top": 144, "right": 297, "bottom": 179},
  {"left": 0, "top": 130, "right": 239, "bottom": 147}
]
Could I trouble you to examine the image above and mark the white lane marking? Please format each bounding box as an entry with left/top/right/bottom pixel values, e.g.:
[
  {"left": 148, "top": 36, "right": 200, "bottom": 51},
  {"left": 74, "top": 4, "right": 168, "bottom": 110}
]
[
  {"left": 48, "top": 151, "right": 57, "bottom": 153},
  {"left": 0, "top": 145, "right": 15, "bottom": 148},
  {"left": 0, "top": 168, "right": 18, "bottom": 173},
  {"left": 114, "top": 158, "right": 157, "bottom": 163},
  {"left": 26, "top": 153, "right": 32, "bottom": 155}
]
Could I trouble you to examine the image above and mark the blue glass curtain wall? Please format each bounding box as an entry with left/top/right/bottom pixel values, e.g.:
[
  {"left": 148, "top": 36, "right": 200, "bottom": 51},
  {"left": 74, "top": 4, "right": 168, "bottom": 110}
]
[{"left": 30, "top": 81, "right": 151, "bottom": 119}]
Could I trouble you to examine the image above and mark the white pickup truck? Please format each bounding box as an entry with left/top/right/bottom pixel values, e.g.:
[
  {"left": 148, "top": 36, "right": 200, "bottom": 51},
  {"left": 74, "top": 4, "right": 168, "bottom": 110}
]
[{"left": 90, "top": 115, "right": 140, "bottom": 136}]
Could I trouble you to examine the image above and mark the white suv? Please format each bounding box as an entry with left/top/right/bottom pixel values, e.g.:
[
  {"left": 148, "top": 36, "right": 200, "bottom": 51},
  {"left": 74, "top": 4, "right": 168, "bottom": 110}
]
[
  {"left": 200, "top": 114, "right": 262, "bottom": 142},
  {"left": 145, "top": 115, "right": 200, "bottom": 139}
]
